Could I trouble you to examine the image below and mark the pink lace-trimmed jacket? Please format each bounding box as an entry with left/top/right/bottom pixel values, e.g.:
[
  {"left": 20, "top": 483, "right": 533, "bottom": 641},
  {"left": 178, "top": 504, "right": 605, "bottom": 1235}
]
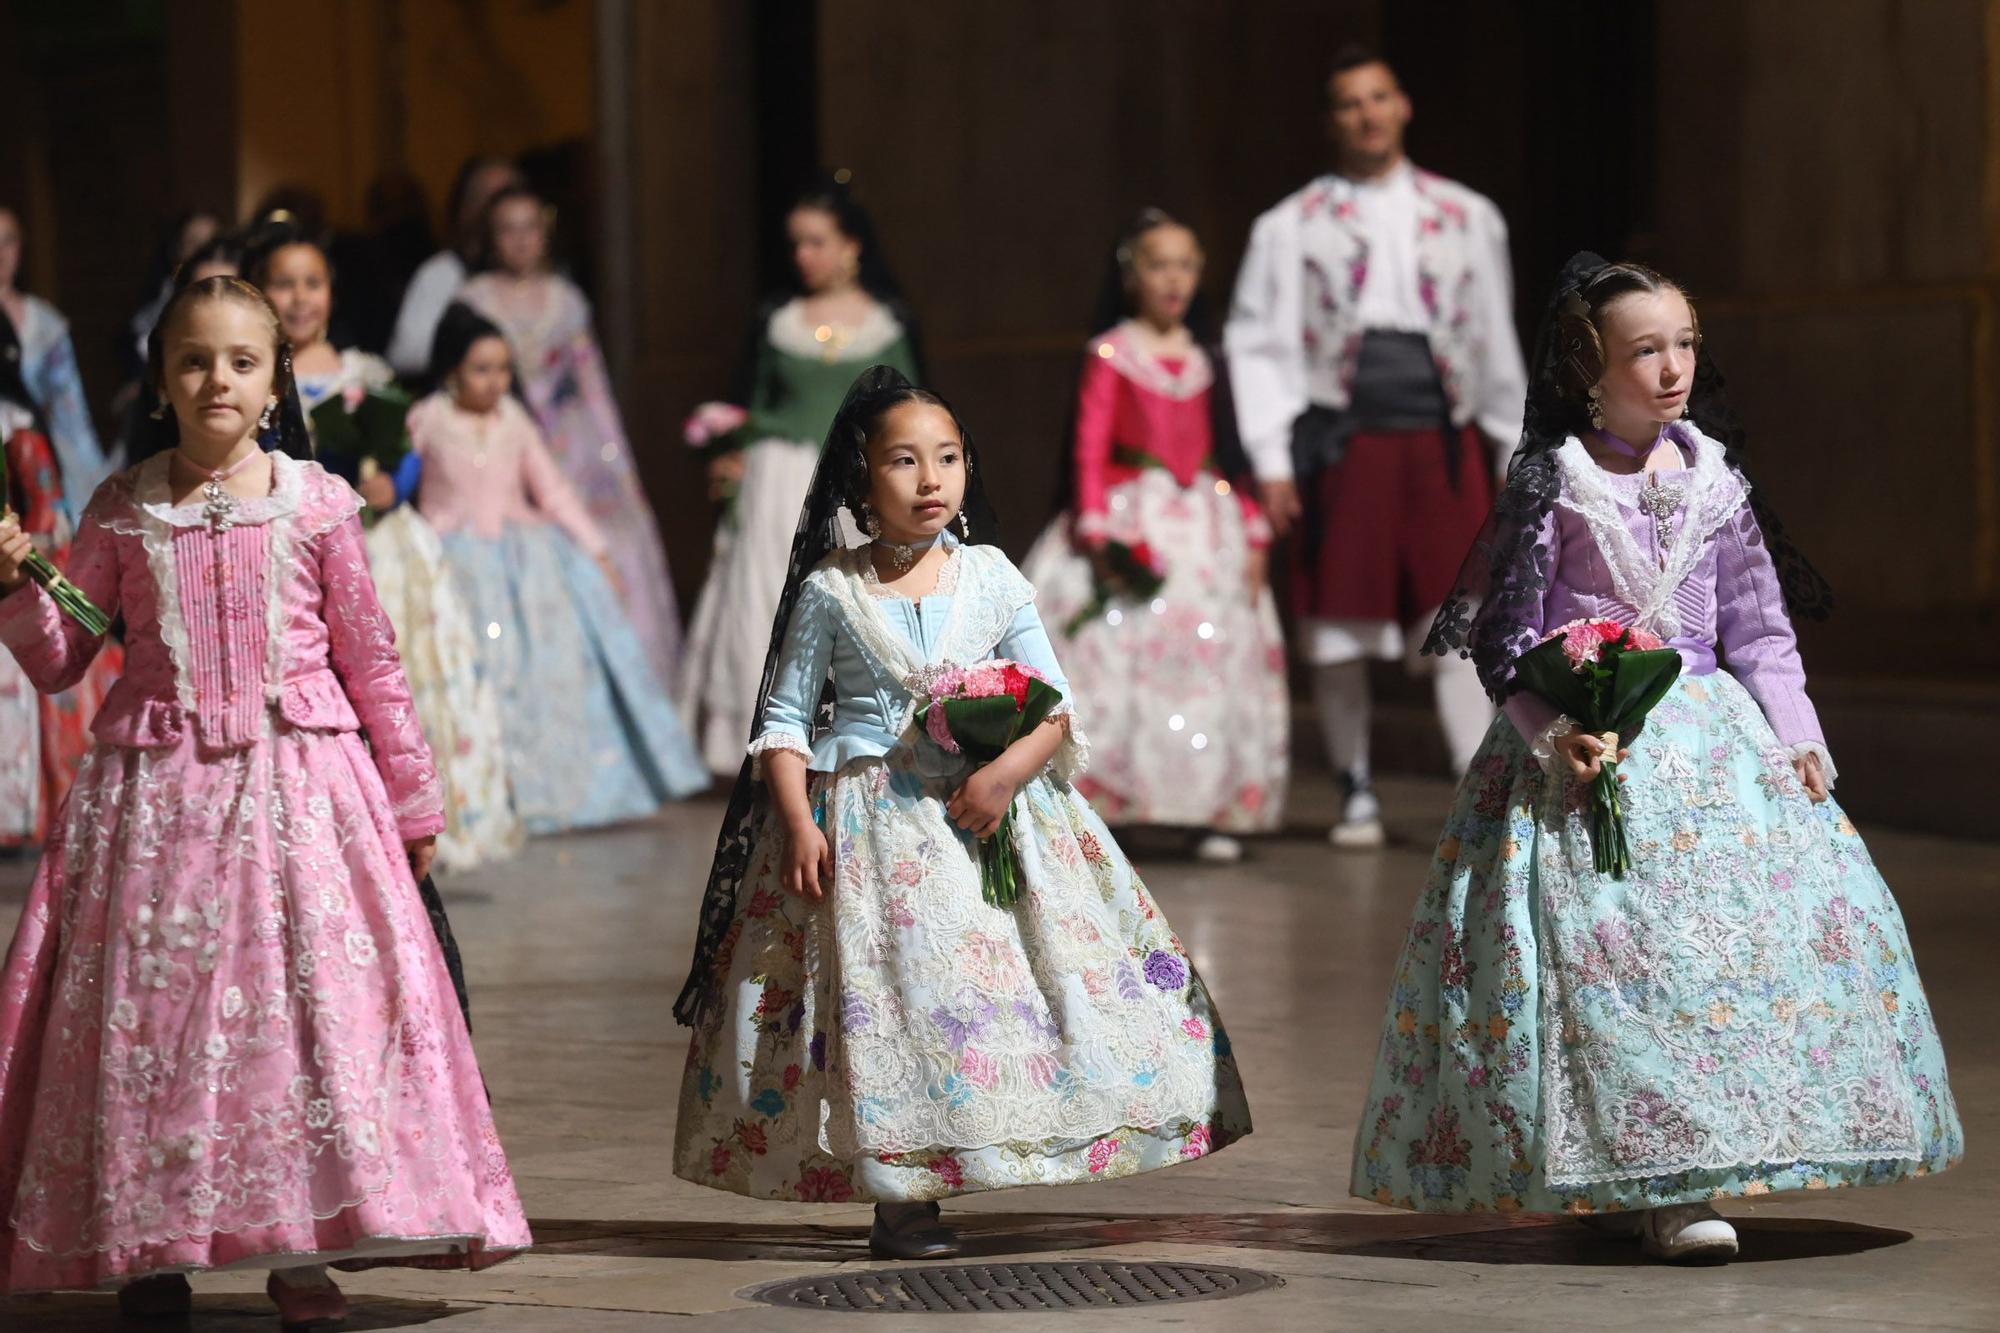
[{"left": 0, "top": 451, "right": 445, "bottom": 839}]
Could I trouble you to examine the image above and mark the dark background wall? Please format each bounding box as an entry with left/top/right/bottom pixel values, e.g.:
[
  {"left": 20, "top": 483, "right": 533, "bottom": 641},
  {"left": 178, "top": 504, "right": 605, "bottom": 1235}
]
[{"left": 3, "top": 1, "right": 1996, "bottom": 828}]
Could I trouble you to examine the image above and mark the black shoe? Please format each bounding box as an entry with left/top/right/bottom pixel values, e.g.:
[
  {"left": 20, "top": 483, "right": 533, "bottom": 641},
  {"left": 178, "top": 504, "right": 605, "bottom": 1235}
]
[
  {"left": 870, "top": 1201, "right": 961, "bottom": 1260},
  {"left": 117, "top": 1273, "right": 193, "bottom": 1319}
]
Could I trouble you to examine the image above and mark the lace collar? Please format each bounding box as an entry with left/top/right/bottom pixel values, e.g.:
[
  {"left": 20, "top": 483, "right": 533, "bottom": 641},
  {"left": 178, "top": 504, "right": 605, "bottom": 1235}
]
[
  {"left": 134, "top": 448, "right": 305, "bottom": 529},
  {"left": 295, "top": 347, "right": 393, "bottom": 408},
  {"left": 767, "top": 298, "right": 907, "bottom": 362},
  {"left": 1552, "top": 425, "right": 1746, "bottom": 636},
  {"left": 1095, "top": 322, "right": 1213, "bottom": 402},
  {"left": 860, "top": 533, "right": 963, "bottom": 600}
]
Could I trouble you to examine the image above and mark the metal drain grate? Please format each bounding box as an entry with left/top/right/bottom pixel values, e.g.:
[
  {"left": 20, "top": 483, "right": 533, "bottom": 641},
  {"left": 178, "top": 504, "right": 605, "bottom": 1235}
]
[{"left": 745, "top": 1261, "right": 1282, "bottom": 1314}]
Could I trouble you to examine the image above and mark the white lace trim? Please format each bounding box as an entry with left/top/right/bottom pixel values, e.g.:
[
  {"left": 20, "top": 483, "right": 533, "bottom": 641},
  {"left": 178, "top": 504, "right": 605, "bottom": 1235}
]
[
  {"left": 1095, "top": 322, "right": 1214, "bottom": 402},
  {"left": 1552, "top": 428, "right": 1746, "bottom": 638},
  {"left": 816, "top": 545, "right": 1087, "bottom": 780},
  {"left": 747, "top": 730, "right": 812, "bottom": 778},
  {"left": 1529, "top": 714, "right": 1578, "bottom": 777},
  {"left": 132, "top": 448, "right": 306, "bottom": 530},
  {"left": 260, "top": 460, "right": 304, "bottom": 707},
  {"left": 766, "top": 298, "right": 907, "bottom": 362},
  {"left": 860, "top": 542, "right": 962, "bottom": 599},
  {"left": 297, "top": 349, "right": 396, "bottom": 410},
  {"left": 1789, "top": 740, "right": 1838, "bottom": 789},
  {"left": 100, "top": 470, "right": 197, "bottom": 714}
]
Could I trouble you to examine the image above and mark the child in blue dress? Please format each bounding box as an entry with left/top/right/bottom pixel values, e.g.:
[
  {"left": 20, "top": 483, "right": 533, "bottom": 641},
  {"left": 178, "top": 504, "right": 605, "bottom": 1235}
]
[{"left": 672, "top": 367, "right": 1250, "bottom": 1259}]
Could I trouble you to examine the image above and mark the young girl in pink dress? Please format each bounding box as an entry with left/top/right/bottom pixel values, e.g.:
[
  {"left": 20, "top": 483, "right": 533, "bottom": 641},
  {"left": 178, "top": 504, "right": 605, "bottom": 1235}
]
[{"left": 0, "top": 277, "right": 528, "bottom": 1324}]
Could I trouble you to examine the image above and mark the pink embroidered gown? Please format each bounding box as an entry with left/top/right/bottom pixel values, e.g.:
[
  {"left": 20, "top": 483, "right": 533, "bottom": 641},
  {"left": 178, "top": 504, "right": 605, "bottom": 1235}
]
[{"left": 0, "top": 452, "right": 529, "bottom": 1292}]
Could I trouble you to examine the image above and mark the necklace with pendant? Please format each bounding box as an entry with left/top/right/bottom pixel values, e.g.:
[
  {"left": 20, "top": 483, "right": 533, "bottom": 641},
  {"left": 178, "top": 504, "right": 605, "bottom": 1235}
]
[
  {"left": 1593, "top": 428, "right": 1686, "bottom": 570},
  {"left": 176, "top": 447, "right": 264, "bottom": 532},
  {"left": 1637, "top": 473, "right": 1687, "bottom": 569}
]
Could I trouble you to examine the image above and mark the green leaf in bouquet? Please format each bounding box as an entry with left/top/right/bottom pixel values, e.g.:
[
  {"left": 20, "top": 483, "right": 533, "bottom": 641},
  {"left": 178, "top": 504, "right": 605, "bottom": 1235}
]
[
  {"left": 1017, "top": 677, "right": 1063, "bottom": 734},
  {"left": 1508, "top": 635, "right": 1598, "bottom": 722},
  {"left": 1606, "top": 648, "right": 1684, "bottom": 739},
  {"left": 350, "top": 387, "right": 413, "bottom": 469},
  {"left": 939, "top": 693, "right": 1031, "bottom": 756}
]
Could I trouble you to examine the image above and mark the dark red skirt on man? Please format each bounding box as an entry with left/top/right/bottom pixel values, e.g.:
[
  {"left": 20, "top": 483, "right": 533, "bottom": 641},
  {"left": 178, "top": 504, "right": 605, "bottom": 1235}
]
[{"left": 1289, "top": 425, "right": 1492, "bottom": 623}]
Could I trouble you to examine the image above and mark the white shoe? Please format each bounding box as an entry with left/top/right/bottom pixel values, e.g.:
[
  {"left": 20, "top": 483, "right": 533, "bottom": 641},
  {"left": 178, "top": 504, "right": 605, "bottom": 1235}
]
[
  {"left": 1640, "top": 1203, "right": 1738, "bottom": 1263},
  {"left": 1329, "top": 784, "right": 1385, "bottom": 849},
  {"left": 1194, "top": 834, "right": 1243, "bottom": 863}
]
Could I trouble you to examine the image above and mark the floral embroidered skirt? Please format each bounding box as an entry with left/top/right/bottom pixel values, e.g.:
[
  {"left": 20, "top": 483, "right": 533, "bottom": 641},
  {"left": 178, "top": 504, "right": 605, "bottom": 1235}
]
[
  {"left": 1021, "top": 469, "right": 1289, "bottom": 832},
  {"left": 529, "top": 384, "right": 682, "bottom": 695},
  {"left": 0, "top": 728, "right": 530, "bottom": 1292},
  {"left": 441, "top": 522, "right": 707, "bottom": 834},
  {"left": 1352, "top": 672, "right": 1962, "bottom": 1215},
  {"left": 675, "top": 755, "right": 1252, "bottom": 1202},
  {"left": 367, "top": 507, "right": 521, "bottom": 873}
]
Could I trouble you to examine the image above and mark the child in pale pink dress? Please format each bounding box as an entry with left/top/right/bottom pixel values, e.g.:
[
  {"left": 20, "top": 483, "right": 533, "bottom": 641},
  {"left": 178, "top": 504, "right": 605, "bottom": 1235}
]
[{"left": 0, "top": 277, "right": 528, "bottom": 1324}]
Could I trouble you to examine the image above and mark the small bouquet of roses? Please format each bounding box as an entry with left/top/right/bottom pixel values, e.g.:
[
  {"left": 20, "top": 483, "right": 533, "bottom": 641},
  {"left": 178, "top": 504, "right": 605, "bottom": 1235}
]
[
  {"left": 1065, "top": 538, "right": 1168, "bottom": 637},
  {"left": 912, "top": 659, "right": 1066, "bottom": 908},
  {"left": 1511, "top": 617, "right": 1683, "bottom": 878},
  {"left": 1, "top": 500, "right": 108, "bottom": 636}
]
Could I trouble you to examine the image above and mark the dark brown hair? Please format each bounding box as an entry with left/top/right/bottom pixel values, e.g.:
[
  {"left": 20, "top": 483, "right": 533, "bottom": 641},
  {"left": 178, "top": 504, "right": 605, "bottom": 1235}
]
[{"left": 1553, "top": 262, "right": 1700, "bottom": 403}]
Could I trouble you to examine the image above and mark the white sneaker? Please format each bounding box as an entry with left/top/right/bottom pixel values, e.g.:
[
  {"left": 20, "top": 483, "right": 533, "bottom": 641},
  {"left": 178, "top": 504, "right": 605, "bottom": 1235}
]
[
  {"left": 1639, "top": 1203, "right": 1738, "bottom": 1263},
  {"left": 1194, "top": 834, "right": 1244, "bottom": 863},
  {"left": 1329, "top": 784, "right": 1385, "bottom": 849}
]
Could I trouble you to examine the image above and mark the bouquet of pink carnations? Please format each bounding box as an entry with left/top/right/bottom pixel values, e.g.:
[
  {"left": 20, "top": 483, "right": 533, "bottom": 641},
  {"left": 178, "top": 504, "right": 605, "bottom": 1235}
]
[
  {"left": 913, "top": 659, "right": 1065, "bottom": 907},
  {"left": 1511, "top": 617, "right": 1683, "bottom": 878}
]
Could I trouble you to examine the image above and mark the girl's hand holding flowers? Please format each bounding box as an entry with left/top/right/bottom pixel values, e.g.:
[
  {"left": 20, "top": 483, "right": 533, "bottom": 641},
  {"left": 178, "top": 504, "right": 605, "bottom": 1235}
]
[
  {"left": 1555, "top": 728, "right": 1630, "bottom": 781},
  {"left": 782, "top": 814, "right": 832, "bottom": 902},
  {"left": 357, "top": 472, "right": 398, "bottom": 511},
  {"left": 947, "top": 757, "right": 1023, "bottom": 840},
  {"left": 0, "top": 514, "right": 30, "bottom": 593}
]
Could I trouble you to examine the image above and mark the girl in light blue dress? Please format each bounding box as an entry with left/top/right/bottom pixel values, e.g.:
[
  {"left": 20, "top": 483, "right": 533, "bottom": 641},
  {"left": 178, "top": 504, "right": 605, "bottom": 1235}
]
[
  {"left": 1354, "top": 255, "right": 1960, "bottom": 1263},
  {"left": 672, "top": 367, "right": 1250, "bottom": 1260}
]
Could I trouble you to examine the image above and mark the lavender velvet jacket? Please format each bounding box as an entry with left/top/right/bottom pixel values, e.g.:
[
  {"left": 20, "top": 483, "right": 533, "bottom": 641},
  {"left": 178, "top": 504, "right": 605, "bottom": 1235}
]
[{"left": 1493, "top": 422, "right": 1832, "bottom": 776}]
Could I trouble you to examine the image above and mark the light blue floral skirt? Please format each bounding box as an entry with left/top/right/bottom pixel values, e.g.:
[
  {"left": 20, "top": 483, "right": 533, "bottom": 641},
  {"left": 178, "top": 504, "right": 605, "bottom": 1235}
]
[
  {"left": 675, "top": 754, "right": 1251, "bottom": 1202},
  {"left": 440, "top": 523, "right": 706, "bottom": 833},
  {"left": 1352, "top": 672, "right": 1962, "bottom": 1214}
]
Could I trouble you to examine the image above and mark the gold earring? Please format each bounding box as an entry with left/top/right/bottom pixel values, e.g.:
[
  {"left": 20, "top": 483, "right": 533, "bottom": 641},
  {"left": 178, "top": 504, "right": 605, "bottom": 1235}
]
[{"left": 1587, "top": 385, "right": 1605, "bottom": 431}]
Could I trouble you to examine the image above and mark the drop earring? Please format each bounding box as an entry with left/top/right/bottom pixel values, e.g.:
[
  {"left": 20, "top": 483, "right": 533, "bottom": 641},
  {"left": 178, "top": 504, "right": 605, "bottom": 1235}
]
[
  {"left": 258, "top": 400, "right": 277, "bottom": 432},
  {"left": 862, "top": 508, "right": 882, "bottom": 539},
  {"left": 1587, "top": 385, "right": 1605, "bottom": 431},
  {"left": 957, "top": 510, "right": 970, "bottom": 540}
]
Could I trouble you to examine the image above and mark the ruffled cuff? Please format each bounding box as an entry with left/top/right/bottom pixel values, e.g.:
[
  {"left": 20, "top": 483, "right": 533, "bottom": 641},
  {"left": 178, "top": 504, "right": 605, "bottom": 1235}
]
[
  {"left": 748, "top": 730, "right": 812, "bottom": 778},
  {"left": 392, "top": 771, "right": 447, "bottom": 842},
  {"left": 1788, "top": 740, "right": 1838, "bottom": 790},
  {"left": 1044, "top": 703, "right": 1090, "bottom": 787},
  {"left": 1528, "top": 714, "right": 1577, "bottom": 778}
]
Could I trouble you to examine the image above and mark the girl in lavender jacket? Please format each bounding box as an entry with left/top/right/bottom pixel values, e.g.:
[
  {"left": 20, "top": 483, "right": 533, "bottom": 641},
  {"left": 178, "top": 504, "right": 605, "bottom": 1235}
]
[{"left": 1350, "top": 255, "right": 1960, "bottom": 1263}]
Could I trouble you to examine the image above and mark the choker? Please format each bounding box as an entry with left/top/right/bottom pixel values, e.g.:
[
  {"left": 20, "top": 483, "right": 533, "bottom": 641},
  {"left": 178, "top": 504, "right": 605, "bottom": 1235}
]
[{"left": 874, "top": 533, "right": 940, "bottom": 574}]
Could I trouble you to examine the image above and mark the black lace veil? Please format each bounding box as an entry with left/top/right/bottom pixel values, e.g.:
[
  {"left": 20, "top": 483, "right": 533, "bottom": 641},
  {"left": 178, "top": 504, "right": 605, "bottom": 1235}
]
[
  {"left": 1422, "top": 251, "right": 1833, "bottom": 701},
  {"left": 673, "top": 364, "right": 1000, "bottom": 1026}
]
